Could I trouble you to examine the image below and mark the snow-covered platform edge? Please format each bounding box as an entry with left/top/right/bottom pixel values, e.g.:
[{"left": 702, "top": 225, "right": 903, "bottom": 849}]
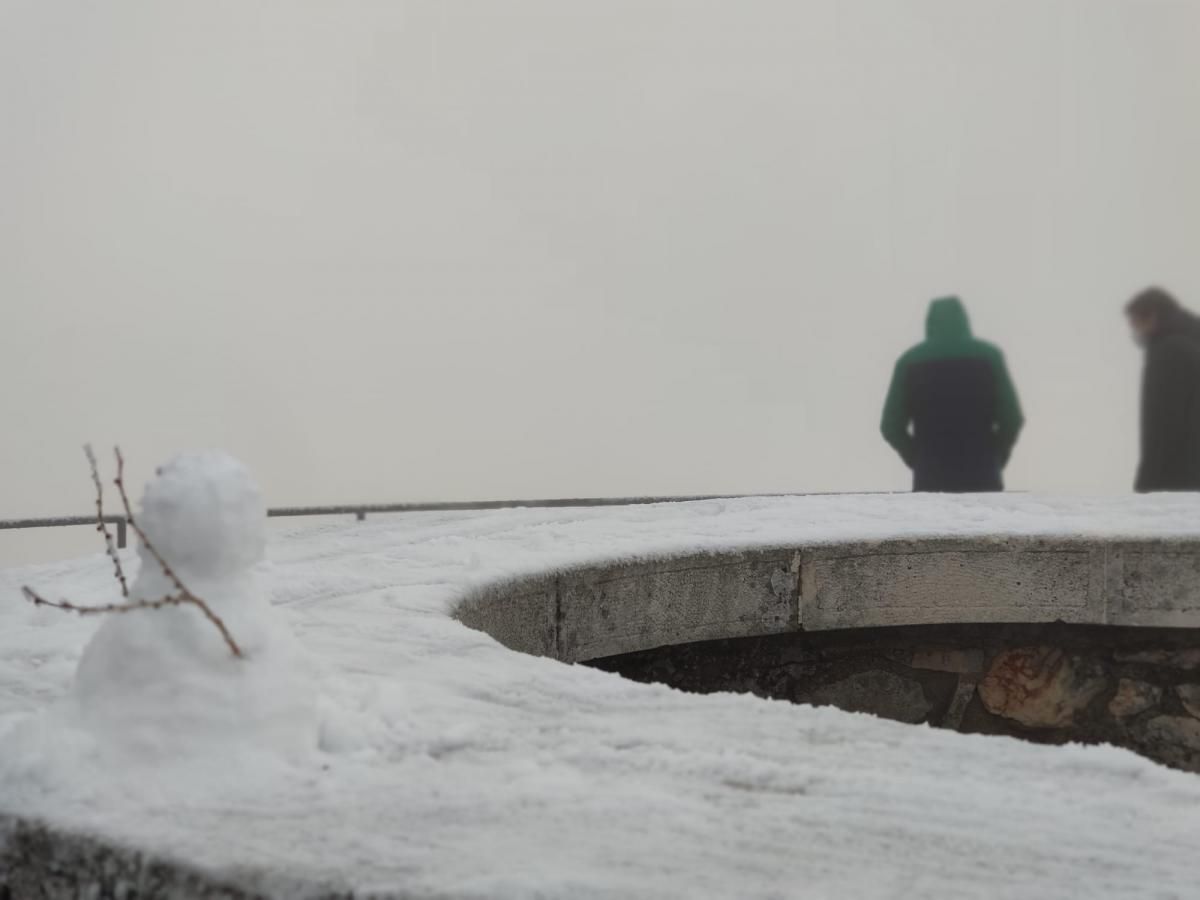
[
  {"left": 457, "top": 536, "right": 1200, "bottom": 663},
  {"left": 7, "top": 501, "right": 1200, "bottom": 900}
]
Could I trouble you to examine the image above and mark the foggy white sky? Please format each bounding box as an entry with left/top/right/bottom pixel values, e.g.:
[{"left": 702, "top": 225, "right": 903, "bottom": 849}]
[{"left": 3, "top": 0, "right": 1199, "bottom": 564}]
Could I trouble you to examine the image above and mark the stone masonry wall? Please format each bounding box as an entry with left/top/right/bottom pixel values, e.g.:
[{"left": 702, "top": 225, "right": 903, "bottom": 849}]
[{"left": 589, "top": 623, "right": 1200, "bottom": 773}]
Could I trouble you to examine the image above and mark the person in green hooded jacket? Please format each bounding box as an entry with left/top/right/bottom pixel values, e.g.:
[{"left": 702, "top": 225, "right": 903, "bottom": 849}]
[{"left": 881, "top": 297, "right": 1024, "bottom": 492}]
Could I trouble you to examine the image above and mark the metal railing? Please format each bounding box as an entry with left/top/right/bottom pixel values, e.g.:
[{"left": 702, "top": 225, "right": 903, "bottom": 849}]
[
  {"left": 0, "top": 515, "right": 131, "bottom": 548},
  {"left": 0, "top": 493, "right": 777, "bottom": 549}
]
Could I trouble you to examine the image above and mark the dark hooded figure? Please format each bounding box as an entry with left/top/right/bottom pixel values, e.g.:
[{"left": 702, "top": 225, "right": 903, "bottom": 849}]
[
  {"left": 1126, "top": 287, "right": 1200, "bottom": 492},
  {"left": 881, "top": 297, "right": 1024, "bottom": 493}
]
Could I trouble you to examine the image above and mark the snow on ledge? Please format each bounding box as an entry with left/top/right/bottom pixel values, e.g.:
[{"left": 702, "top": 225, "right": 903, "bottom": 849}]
[{"left": 4, "top": 493, "right": 1200, "bottom": 897}]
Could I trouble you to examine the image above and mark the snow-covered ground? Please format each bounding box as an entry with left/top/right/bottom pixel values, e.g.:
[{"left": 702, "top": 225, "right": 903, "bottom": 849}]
[{"left": 4, "top": 490, "right": 1200, "bottom": 898}]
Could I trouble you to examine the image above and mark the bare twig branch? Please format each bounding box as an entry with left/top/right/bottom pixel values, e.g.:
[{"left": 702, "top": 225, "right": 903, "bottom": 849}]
[
  {"left": 112, "top": 447, "right": 185, "bottom": 596},
  {"left": 84, "top": 444, "right": 127, "bottom": 598},
  {"left": 23, "top": 586, "right": 209, "bottom": 617},
  {"left": 109, "top": 447, "right": 243, "bottom": 658},
  {"left": 23, "top": 577, "right": 242, "bottom": 659},
  {"left": 19, "top": 448, "right": 244, "bottom": 660}
]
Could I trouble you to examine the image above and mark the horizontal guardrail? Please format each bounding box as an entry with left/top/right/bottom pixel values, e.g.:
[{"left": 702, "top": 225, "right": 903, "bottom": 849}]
[
  {"left": 0, "top": 515, "right": 130, "bottom": 548},
  {"left": 0, "top": 493, "right": 799, "bottom": 549}
]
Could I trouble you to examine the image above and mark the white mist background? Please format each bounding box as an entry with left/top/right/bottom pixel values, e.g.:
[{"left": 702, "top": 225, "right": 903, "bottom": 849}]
[{"left": 3, "top": 0, "right": 1199, "bottom": 564}]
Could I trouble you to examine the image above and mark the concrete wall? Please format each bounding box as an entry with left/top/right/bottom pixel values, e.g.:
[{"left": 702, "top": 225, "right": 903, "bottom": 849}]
[{"left": 455, "top": 538, "right": 1200, "bottom": 663}]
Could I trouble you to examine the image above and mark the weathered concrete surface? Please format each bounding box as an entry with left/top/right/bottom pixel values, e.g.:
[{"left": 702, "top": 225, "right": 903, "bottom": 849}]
[
  {"left": 1107, "top": 544, "right": 1200, "bottom": 627},
  {"left": 455, "top": 574, "right": 558, "bottom": 658},
  {"left": 556, "top": 550, "right": 798, "bottom": 663},
  {"left": 456, "top": 538, "right": 1200, "bottom": 665},
  {"left": 802, "top": 539, "right": 1105, "bottom": 631}
]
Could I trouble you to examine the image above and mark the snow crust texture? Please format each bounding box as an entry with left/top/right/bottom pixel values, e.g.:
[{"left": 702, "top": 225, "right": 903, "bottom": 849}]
[{"left": 4, "top": 485, "right": 1200, "bottom": 898}]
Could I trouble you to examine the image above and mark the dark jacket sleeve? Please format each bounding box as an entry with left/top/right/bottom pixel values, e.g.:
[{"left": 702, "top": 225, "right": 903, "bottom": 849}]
[
  {"left": 1137, "top": 337, "right": 1192, "bottom": 492},
  {"left": 990, "top": 349, "right": 1024, "bottom": 468},
  {"left": 881, "top": 357, "right": 915, "bottom": 468}
]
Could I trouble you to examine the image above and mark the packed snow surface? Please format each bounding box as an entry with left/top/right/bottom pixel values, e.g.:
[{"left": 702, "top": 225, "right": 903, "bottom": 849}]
[{"left": 4, "top": 489, "right": 1200, "bottom": 898}]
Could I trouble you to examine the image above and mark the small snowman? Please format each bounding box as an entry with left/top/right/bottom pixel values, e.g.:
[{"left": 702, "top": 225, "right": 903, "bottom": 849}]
[{"left": 71, "top": 451, "right": 316, "bottom": 759}]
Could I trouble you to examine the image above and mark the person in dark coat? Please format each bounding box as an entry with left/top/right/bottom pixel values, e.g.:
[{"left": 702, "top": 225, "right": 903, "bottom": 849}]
[
  {"left": 881, "top": 296, "right": 1024, "bottom": 493},
  {"left": 1126, "top": 287, "right": 1200, "bottom": 492}
]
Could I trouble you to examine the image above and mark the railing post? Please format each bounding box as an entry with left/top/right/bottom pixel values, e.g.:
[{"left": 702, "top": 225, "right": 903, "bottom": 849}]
[{"left": 116, "top": 519, "right": 127, "bottom": 549}]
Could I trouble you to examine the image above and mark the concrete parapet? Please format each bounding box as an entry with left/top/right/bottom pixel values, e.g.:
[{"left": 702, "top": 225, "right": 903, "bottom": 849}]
[{"left": 456, "top": 538, "right": 1200, "bottom": 663}]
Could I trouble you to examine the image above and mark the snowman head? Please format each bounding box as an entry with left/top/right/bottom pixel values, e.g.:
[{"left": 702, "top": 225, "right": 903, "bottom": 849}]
[{"left": 137, "top": 450, "right": 266, "bottom": 581}]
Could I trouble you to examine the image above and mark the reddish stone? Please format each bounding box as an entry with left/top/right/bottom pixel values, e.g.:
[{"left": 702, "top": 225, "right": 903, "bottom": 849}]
[{"left": 979, "top": 647, "right": 1106, "bottom": 729}]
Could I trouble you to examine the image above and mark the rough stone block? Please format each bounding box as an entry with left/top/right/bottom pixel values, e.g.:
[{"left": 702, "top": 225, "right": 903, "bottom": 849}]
[
  {"left": 1109, "top": 679, "right": 1162, "bottom": 720},
  {"left": 1176, "top": 684, "right": 1200, "bottom": 720},
  {"left": 802, "top": 670, "right": 932, "bottom": 724},
  {"left": 979, "top": 647, "right": 1106, "bottom": 729},
  {"left": 557, "top": 551, "right": 798, "bottom": 663},
  {"left": 911, "top": 647, "right": 985, "bottom": 675},
  {"left": 942, "top": 677, "right": 979, "bottom": 729},
  {"left": 1138, "top": 716, "right": 1200, "bottom": 772},
  {"left": 802, "top": 540, "right": 1103, "bottom": 631},
  {"left": 1113, "top": 648, "right": 1200, "bottom": 669}
]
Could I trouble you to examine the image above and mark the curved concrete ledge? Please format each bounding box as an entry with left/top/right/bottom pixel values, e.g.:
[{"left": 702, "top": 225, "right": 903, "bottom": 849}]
[{"left": 455, "top": 537, "right": 1200, "bottom": 663}]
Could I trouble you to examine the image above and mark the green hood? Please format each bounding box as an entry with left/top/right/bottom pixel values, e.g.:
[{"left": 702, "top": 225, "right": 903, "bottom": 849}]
[
  {"left": 882, "top": 293, "right": 1024, "bottom": 474},
  {"left": 926, "top": 297, "right": 972, "bottom": 342}
]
